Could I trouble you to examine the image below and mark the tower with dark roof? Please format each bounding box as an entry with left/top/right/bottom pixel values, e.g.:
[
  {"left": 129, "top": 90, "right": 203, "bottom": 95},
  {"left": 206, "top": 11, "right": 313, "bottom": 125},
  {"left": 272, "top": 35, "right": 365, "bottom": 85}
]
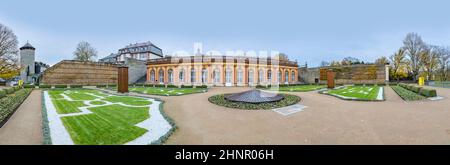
[{"left": 19, "top": 42, "right": 36, "bottom": 83}]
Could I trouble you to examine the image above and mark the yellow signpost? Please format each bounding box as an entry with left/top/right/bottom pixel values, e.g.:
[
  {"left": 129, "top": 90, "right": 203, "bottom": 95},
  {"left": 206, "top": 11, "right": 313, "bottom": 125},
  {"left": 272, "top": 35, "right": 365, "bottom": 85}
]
[{"left": 418, "top": 77, "right": 425, "bottom": 86}]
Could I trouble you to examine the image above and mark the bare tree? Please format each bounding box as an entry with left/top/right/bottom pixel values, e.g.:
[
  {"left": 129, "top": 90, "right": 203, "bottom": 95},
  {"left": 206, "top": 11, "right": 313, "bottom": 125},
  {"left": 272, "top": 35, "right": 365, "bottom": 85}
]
[
  {"left": 420, "top": 45, "right": 440, "bottom": 80},
  {"left": 375, "top": 56, "right": 389, "bottom": 65},
  {"left": 436, "top": 46, "right": 450, "bottom": 81},
  {"left": 0, "top": 23, "right": 20, "bottom": 80},
  {"left": 73, "top": 41, "right": 97, "bottom": 62},
  {"left": 402, "top": 32, "right": 426, "bottom": 81}
]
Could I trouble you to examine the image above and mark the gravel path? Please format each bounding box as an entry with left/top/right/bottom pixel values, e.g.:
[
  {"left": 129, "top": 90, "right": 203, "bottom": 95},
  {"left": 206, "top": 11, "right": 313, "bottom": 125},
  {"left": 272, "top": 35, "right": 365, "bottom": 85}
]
[
  {"left": 163, "top": 87, "right": 450, "bottom": 144},
  {"left": 0, "top": 90, "right": 43, "bottom": 145}
]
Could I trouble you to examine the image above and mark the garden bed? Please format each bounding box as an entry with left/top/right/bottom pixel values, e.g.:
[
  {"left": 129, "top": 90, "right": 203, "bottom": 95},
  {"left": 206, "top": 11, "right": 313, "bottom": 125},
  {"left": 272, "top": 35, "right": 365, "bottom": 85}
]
[
  {"left": 391, "top": 86, "right": 426, "bottom": 101},
  {"left": 208, "top": 93, "right": 301, "bottom": 110},
  {"left": 42, "top": 89, "right": 174, "bottom": 145},
  {"left": 0, "top": 88, "right": 32, "bottom": 127}
]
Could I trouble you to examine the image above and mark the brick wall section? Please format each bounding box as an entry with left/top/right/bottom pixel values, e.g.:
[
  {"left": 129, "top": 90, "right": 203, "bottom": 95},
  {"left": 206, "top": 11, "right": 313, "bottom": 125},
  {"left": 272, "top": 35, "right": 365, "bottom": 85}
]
[
  {"left": 41, "top": 60, "right": 118, "bottom": 85},
  {"left": 301, "top": 64, "right": 387, "bottom": 84}
]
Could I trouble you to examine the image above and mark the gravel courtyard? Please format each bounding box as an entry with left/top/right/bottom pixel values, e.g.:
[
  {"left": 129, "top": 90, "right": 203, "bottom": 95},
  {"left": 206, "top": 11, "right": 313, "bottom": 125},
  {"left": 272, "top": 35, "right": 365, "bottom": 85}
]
[{"left": 163, "top": 86, "right": 450, "bottom": 145}]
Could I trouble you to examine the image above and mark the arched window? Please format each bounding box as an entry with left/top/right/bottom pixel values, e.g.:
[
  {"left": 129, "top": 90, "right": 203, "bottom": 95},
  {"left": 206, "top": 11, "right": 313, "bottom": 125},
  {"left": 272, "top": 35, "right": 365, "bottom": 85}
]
[
  {"left": 225, "top": 68, "right": 232, "bottom": 83},
  {"left": 202, "top": 68, "right": 207, "bottom": 83},
  {"left": 190, "top": 68, "right": 196, "bottom": 83},
  {"left": 248, "top": 69, "right": 254, "bottom": 83},
  {"left": 237, "top": 68, "right": 243, "bottom": 83},
  {"left": 168, "top": 69, "right": 173, "bottom": 83},
  {"left": 150, "top": 69, "right": 155, "bottom": 82},
  {"left": 179, "top": 69, "right": 185, "bottom": 82},
  {"left": 214, "top": 69, "right": 220, "bottom": 83},
  {"left": 285, "top": 70, "right": 289, "bottom": 83},
  {"left": 267, "top": 70, "right": 272, "bottom": 82},
  {"left": 259, "top": 69, "right": 264, "bottom": 83},
  {"left": 159, "top": 69, "right": 164, "bottom": 83},
  {"left": 278, "top": 70, "right": 282, "bottom": 83},
  {"left": 291, "top": 71, "right": 295, "bottom": 82}
]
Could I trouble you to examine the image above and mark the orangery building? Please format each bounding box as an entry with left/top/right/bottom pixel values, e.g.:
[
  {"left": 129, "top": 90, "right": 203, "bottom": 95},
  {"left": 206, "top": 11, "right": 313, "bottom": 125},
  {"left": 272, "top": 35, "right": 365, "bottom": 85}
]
[{"left": 146, "top": 55, "right": 299, "bottom": 87}]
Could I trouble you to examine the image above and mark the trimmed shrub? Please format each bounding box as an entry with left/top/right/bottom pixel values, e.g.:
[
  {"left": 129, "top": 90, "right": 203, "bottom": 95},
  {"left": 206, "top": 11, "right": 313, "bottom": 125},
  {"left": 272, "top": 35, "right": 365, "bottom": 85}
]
[
  {"left": 410, "top": 86, "right": 422, "bottom": 93},
  {"left": 419, "top": 88, "right": 437, "bottom": 97},
  {"left": 181, "top": 85, "right": 193, "bottom": 88},
  {"left": 0, "top": 90, "right": 6, "bottom": 99},
  {"left": 24, "top": 84, "right": 35, "bottom": 88},
  {"left": 70, "top": 85, "right": 83, "bottom": 88},
  {"left": 96, "top": 84, "right": 107, "bottom": 88},
  {"left": 155, "top": 84, "right": 165, "bottom": 88},
  {"left": 255, "top": 85, "right": 266, "bottom": 89},
  {"left": 167, "top": 84, "right": 178, "bottom": 88},
  {"left": 196, "top": 85, "right": 208, "bottom": 88},
  {"left": 54, "top": 84, "right": 67, "bottom": 88},
  {"left": 107, "top": 84, "right": 117, "bottom": 87},
  {"left": 144, "top": 84, "right": 154, "bottom": 87},
  {"left": 13, "top": 86, "right": 21, "bottom": 91},
  {"left": 133, "top": 83, "right": 145, "bottom": 87},
  {"left": 39, "top": 85, "right": 52, "bottom": 88},
  {"left": 5, "top": 88, "right": 15, "bottom": 94}
]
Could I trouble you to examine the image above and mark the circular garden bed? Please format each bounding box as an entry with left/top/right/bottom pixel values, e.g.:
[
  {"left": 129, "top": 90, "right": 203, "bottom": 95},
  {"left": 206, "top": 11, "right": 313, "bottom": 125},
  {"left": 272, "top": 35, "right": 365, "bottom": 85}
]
[{"left": 208, "top": 93, "right": 301, "bottom": 110}]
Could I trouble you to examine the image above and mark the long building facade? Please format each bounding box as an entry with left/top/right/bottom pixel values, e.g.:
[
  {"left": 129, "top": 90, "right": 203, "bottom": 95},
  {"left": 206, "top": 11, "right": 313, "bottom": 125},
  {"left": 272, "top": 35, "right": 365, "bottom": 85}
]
[{"left": 146, "top": 55, "right": 299, "bottom": 86}]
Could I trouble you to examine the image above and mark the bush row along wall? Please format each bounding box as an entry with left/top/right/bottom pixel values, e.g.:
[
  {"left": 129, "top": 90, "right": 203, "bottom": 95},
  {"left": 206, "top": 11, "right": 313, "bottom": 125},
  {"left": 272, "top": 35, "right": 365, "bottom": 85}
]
[{"left": 41, "top": 60, "right": 118, "bottom": 85}]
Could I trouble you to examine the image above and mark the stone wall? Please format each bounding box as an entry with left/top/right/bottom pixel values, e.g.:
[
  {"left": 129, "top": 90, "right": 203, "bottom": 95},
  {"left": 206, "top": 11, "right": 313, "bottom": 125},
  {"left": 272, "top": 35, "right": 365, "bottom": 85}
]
[
  {"left": 300, "top": 64, "right": 388, "bottom": 84},
  {"left": 41, "top": 60, "right": 118, "bottom": 85},
  {"left": 124, "top": 57, "right": 147, "bottom": 84}
]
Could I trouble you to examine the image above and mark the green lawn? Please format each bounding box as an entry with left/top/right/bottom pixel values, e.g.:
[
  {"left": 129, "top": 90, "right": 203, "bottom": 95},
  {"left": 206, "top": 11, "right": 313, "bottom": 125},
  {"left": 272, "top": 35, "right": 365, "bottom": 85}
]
[
  {"left": 51, "top": 100, "right": 85, "bottom": 114},
  {"left": 276, "top": 85, "right": 326, "bottom": 92},
  {"left": 129, "top": 87, "right": 206, "bottom": 96},
  {"left": 61, "top": 104, "right": 149, "bottom": 145},
  {"left": 47, "top": 89, "right": 154, "bottom": 144},
  {"left": 90, "top": 101, "right": 107, "bottom": 105},
  {"left": 102, "top": 96, "right": 152, "bottom": 106},
  {"left": 64, "top": 91, "right": 98, "bottom": 100},
  {"left": 323, "top": 86, "right": 382, "bottom": 101}
]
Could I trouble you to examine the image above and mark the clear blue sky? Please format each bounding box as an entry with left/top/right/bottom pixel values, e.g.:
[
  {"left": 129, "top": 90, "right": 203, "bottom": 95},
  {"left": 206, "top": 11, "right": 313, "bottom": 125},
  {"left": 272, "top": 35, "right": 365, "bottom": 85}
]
[{"left": 1, "top": 0, "right": 450, "bottom": 66}]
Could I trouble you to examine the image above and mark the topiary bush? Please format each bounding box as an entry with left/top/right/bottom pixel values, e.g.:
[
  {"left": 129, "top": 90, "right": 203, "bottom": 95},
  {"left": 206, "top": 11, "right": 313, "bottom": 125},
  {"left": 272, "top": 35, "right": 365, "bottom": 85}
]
[
  {"left": 181, "top": 85, "right": 193, "bottom": 88},
  {"left": 196, "top": 85, "right": 208, "bottom": 88},
  {"left": 24, "top": 84, "right": 35, "bottom": 88},
  {"left": 155, "top": 84, "right": 165, "bottom": 88},
  {"left": 5, "top": 88, "right": 15, "bottom": 94},
  {"left": 255, "top": 85, "right": 266, "bottom": 89},
  {"left": 70, "top": 85, "right": 83, "bottom": 88},
  {"left": 144, "top": 84, "right": 154, "bottom": 87},
  {"left": 419, "top": 88, "right": 437, "bottom": 97},
  {"left": 39, "top": 85, "right": 52, "bottom": 89},
  {"left": 167, "top": 85, "right": 178, "bottom": 88},
  {"left": 0, "top": 90, "right": 6, "bottom": 99},
  {"left": 95, "top": 84, "right": 106, "bottom": 88},
  {"left": 410, "top": 86, "right": 422, "bottom": 93},
  {"left": 54, "top": 84, "right": 67, "bottom": 88}
]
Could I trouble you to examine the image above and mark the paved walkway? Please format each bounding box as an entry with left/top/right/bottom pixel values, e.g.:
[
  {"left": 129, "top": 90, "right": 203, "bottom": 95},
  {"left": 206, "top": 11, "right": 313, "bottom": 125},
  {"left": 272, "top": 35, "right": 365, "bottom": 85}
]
[
  {"left": 0, "top": 90, "right": 43, "bottom": 145},
  {"left": 163, "top": 86, "right": 450, "bottom": 144}
]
